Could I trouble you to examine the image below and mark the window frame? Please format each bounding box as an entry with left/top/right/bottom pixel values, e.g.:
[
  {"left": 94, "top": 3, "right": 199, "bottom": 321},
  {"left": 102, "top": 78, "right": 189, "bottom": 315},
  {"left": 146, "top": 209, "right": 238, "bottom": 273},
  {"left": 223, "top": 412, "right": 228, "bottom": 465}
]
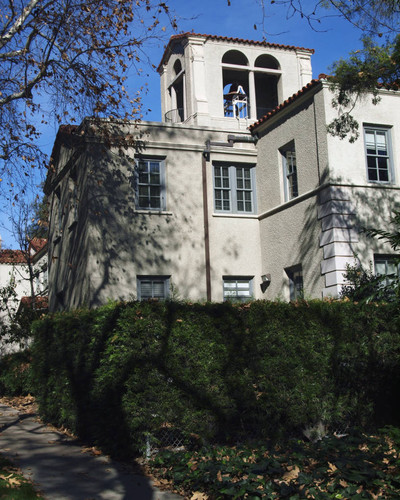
[
  {"left": 135, "top": 158, "right": 166, "bottom": 211},
  {"left": 364, "top": 126, "right": 394, "bottom": 184},
  {"left": 374, "top": 255, "right": 400, "bottom": 286},
  {"left": 280, "top": 142, "right": 298, "bottom": 201},
  {"left": 213, "top": 163, "right": 256, "bottom": 214},
  {"left": 223, "top": 276, "right": 254, "bottom": 302},
  {"left": 137, "top": 275, "right": 170, "bottom": 300}
]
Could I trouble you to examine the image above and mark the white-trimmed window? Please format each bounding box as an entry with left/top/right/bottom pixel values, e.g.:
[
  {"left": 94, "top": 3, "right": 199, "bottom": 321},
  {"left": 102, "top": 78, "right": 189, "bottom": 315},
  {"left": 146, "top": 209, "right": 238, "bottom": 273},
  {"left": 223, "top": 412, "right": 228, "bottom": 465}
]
[
  {"left": 137, "top": 276, "right": 170, "bottom": 300},
  {"left": 213, "top": 164, "right": 256, "bottom": 213},
  {"left": 374, "top": 255, "right": 399, "bottom": 286},
  {"left": 286, "top": 265, "right": 303, "bottom": 301},
  {"left": 223, "top": 277, "right": 253, "bottom": 302},
  {"left": 135, "top": 158, "right": 166, "bottom": 210},
  {"left": 364, "top": 127, "right": 392, "bottom": 183},
  {"left": 280, "top": 142, "right": 298, "bottom": 201}
]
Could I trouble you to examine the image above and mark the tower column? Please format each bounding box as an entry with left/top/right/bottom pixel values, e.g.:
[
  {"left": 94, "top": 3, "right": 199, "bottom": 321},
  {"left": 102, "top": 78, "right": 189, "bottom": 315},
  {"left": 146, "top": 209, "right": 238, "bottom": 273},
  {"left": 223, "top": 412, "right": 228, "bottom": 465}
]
[{"left": 248, "top": 70, "right": 257, "bottom": 121}]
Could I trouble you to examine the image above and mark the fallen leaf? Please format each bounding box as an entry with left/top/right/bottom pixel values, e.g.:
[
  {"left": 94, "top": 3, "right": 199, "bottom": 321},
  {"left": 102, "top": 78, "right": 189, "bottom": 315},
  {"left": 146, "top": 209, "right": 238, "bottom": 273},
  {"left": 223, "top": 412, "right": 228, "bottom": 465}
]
[
  {"left": 8, "top": 476, "right": 22, "bottom": 487},
  {"left": 190, "top": 492, "right": 208, "bottom": 500},
  {"left": 327, "top": 462, "right": 337, "bottom": 473},
  {"left": 281, "top": 465, "right": 300, "bottom": 483}
]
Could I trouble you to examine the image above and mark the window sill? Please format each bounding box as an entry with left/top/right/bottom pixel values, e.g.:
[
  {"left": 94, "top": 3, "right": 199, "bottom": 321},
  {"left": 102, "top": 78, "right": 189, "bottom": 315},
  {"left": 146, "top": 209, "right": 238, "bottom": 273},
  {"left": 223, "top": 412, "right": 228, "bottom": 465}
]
[
  {"left": 367, "top": 179, "right": 393, "bottom": 185},
  {"left": 134, "top": 210, "right": 173, "bottom": 216},
  {"left": 213, "top": 213, "right": 258, "bottom": 219}
]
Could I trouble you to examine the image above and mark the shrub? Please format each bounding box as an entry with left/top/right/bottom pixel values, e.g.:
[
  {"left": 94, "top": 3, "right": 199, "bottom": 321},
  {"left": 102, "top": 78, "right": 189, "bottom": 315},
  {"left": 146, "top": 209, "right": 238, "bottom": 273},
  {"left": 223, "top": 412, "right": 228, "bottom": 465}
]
[
  {"left": 0, "top": 350, "right": 33, "bottom": 396},
  {"left": 30, "top": 299, "right": 400, "bottom": 457}
]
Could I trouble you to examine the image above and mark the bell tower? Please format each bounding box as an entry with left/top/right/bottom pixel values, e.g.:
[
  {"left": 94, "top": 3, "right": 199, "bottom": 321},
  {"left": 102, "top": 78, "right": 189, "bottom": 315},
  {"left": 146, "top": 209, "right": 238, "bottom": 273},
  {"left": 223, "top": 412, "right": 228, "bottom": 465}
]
[{"left": 158, "top": 33, "right": 313, "bottom": 130}]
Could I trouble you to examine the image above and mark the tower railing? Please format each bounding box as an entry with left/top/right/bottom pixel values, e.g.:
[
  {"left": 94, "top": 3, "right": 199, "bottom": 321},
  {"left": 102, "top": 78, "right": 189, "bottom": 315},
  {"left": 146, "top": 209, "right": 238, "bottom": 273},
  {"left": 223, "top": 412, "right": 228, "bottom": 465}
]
[
  {"left": 223, "top": 94, "right": 249, "bottom": 119},
  {"left": 164, "top": 108, "right": 184, "bottom": 123}
]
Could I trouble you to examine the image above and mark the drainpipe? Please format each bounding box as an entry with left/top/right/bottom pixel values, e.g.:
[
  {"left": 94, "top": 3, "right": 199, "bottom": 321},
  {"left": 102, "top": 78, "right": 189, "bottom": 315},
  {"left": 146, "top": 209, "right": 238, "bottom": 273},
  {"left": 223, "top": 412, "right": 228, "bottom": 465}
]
[
  {"left": 201, "top": 134, "right": 258, "bottom": 301},
  {"left": 202, "top": 144, "right": 212, "bottom": 301}
]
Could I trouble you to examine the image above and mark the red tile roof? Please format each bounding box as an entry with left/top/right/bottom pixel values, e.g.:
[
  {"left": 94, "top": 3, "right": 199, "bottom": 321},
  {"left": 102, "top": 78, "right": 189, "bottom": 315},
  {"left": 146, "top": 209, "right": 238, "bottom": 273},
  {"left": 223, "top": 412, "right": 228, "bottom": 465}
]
[
  {"left": 19, "top": 295, "right": 48, "bottom": 310},
  {"left": 249, "top": 78, "right": 324, "bottom": 132},
  {"left": 0, "top": 239, "right": 48, "bottom": 264},
  {"left": 0, "top": 249, "right": 27, "bottom": 264},
  {"left": 29, "top": 238, "right": 47, "bottom": 254},
  {"left": 158, "top": 32, "right": 314, "bottom": 71}
]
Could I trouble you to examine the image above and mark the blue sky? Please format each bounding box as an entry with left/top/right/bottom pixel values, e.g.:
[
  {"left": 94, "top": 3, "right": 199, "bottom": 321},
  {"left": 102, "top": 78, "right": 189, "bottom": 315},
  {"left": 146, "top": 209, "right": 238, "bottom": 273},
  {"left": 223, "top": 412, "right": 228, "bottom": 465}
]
[
  {"left": 138, "top": 0, "right": 364, "bottom": 122},
  {"left": 0, "top": 0, "right": 365, "bottom": 248}
]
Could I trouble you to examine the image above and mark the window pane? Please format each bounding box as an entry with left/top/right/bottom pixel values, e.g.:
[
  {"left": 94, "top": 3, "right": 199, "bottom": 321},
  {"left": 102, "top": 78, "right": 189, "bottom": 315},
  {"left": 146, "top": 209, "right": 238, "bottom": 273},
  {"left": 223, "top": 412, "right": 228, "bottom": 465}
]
[
  {"left": 152, "top": 281, "right": 165, "bottom": 298},
  {"left": 136, "top": 159, "right": 163, "bottom": 210},
  {"left": 139, "top": 278, "right": 168, "bottom": 300},
  {"left": 223, "top": 278, "right": 252, "bottom": 302},
  {"left": 140, "top": 281, "right": 153, "bottom": 298},
  {"left": 282, "top": 149, "right": 298, "bottom": 200},
  {"left": 214, "top": 164, "right": 254, "bottom": 213},
  {"left": 150, "top": 197, "right": 161, "bottom": 208},
  {"left": 150, "top": 173, "right": 160, "bottom": 185},
  {"left": 365, "top": 129, "right": 390, "bottom": 183},
  {"left": 138, "top": 161, "right": 148, "bottom": 173},
  {"left": 376, "top": 132, "right": 387, "bottom": 154},
  {"left": 139, "top": 172, "right": 148, "bottom": 183}
]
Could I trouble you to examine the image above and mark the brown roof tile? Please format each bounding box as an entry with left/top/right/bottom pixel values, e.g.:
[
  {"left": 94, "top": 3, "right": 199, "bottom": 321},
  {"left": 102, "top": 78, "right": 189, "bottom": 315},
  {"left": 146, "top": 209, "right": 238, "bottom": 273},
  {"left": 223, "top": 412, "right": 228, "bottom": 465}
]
[
  {"left": 0, "top": 249, "right": 27, "bottom": 264},
  {"left": 29, "top": 238, "right": 47, "bottom": 254},
  {"left": 18, "top": 295, "right": 49, "bottom": 312},
  {"left": 19, "top": 296, "right": 48, "bottom": 310}
]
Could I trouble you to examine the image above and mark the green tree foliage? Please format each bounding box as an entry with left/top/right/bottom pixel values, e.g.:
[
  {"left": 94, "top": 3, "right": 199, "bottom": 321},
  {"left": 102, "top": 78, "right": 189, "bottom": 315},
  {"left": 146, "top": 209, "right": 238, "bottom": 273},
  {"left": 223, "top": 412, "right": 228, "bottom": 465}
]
[
  {"left": 324, "top": 0, "right": 400, "bottom": 139},
  {"left": 340, "top": 261, "right": 398, "bottom": 302},
  {"left": 262, "top": 0, "right": 400, "bottom": 140},
  {"left": 341, "top": 211, "right": 400, "bottom": 302},
  {"left": 328, "top": 35, "right": 400, "bottom": 141}
]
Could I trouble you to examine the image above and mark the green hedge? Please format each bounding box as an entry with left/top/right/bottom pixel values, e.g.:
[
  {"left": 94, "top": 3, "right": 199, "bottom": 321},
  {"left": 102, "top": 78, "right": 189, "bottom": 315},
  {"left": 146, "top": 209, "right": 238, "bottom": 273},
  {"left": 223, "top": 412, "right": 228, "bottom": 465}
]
[
  {"left": 30, "top": 300, "right": 400, "bottom": 457},
  {"left": 0, "top": 350, "right": 34, "bottom": 396}
]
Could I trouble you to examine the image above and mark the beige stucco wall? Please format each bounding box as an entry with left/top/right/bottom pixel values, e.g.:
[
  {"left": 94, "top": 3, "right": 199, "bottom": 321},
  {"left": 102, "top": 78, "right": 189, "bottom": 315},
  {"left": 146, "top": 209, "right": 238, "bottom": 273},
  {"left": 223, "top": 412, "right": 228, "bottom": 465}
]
[
  {"left": 0, "top": 263, "right": 31, "bottom": 319},
  {"left": 254, "top": 87, "right": 326, "bottom": 299},
  {"left": 47, "top": 120, "right": 261, "bottom": 309},
  {"left": 323, "top": 87, "right": 400, "bottom": 185},
  {"left": 254, "top": 83, "right": 400, "bottom": 299}
]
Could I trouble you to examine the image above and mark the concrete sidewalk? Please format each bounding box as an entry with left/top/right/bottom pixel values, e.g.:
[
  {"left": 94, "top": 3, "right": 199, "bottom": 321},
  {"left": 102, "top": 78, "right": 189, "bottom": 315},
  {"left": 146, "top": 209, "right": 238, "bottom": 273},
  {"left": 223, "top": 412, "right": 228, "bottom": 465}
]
[{"left": 0, "top": 403, "right": 182, "bottom": 500}]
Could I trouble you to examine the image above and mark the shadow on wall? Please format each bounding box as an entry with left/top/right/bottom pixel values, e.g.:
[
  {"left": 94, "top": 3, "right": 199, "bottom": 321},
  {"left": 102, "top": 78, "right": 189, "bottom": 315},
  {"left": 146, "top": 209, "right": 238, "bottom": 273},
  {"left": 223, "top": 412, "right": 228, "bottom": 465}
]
[
  {"left": 297, "top": 166, "right": 400, "bottom": 294},
  {"left": 52, "top": 124, "right": 227, "bottom": 308}
]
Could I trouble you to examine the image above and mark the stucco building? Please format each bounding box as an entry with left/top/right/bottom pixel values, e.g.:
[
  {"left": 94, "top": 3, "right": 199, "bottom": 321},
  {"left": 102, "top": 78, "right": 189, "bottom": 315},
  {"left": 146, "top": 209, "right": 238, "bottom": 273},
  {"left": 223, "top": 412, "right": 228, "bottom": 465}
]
[
  {"left": 45, "top": 33, "right": 400, "bottom": 310},
  {"left": 0, "top": 238, "right": 48, "bottom": 322}
]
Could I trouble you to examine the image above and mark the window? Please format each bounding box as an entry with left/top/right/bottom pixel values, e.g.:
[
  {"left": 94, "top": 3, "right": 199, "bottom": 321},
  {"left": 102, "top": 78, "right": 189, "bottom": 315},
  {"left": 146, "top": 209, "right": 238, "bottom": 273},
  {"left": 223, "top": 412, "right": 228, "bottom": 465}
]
[
  {"left": 281, "top": 143, "right": 298, "bottom": 201},
  {"left": 213, "top": 164, "right": 256, "bottom": 213},
  {"left": 223, "top": 277, "right": 253, "bottom": 302},
  {"left": 286, "top": 265, "right": 303, "bottom": 301},
  {"left": 364, "top": 127, "right": 392, "bottom": 183},
  {"left": 137, "top": 276, "right": 170, "bottom": 300},
  {"left": 135, "top": 159, "right": 166, "bottom": 210},
  {"left": 374, "top": 255, "right": 399, "bottom": 286}
]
